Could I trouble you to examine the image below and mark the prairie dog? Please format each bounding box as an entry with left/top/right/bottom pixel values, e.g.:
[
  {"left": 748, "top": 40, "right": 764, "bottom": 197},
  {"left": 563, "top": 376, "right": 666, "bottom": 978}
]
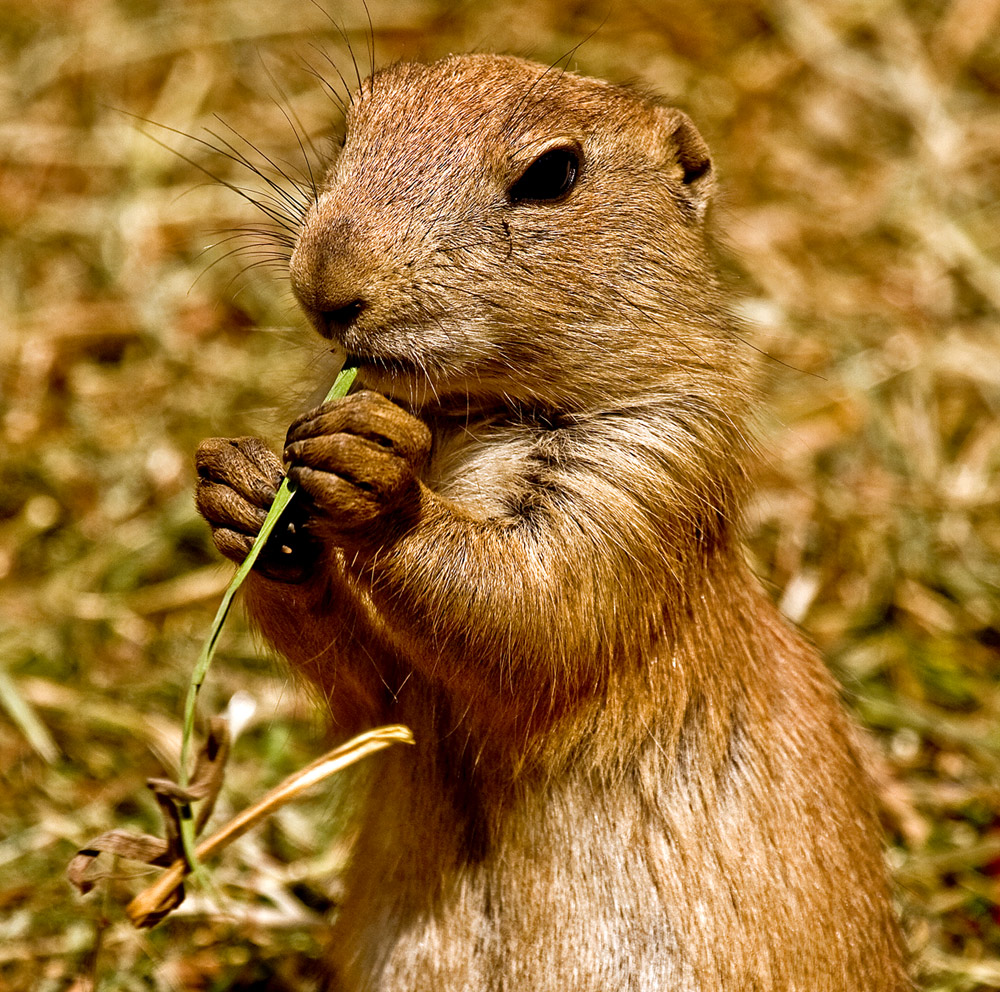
[{"left": 195, "top": 54, "right": 908, "bottom": 991}]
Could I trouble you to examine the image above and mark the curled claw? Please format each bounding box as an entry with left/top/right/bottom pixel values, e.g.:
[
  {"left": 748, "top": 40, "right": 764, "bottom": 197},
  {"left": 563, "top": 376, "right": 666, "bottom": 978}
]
[
  {"left": 285, "top": 391, "right": 432, "bottom": 470},
  {"left": 194, "top": 436, "right": 318, "bottom": 583},
  {"left": 281, "top": 391, "right": 431, "bottom": 538}
]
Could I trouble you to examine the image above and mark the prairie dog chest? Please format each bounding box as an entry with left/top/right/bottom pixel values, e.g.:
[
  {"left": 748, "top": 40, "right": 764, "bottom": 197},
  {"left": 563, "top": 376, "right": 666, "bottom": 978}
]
[{"left": 421, "top": 418, "right": 559, "bottom": 521}]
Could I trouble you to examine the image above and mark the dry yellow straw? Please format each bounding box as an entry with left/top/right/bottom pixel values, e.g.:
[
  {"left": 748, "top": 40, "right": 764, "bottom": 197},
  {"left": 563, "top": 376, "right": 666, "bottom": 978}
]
[{"left": 127, "top": 724, "right": 414, "bottom": 928}]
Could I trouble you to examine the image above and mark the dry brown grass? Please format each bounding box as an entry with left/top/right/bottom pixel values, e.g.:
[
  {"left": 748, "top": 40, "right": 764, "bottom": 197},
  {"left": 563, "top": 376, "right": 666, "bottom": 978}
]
[{"left": 1, "top": 0, "right": 998, "bottom": 988}]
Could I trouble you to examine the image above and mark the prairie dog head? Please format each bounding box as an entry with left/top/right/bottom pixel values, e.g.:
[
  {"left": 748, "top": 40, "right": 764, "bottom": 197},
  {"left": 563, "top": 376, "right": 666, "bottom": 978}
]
[{"left": 290, "top": 54, "right": 734, "bottom": 415}]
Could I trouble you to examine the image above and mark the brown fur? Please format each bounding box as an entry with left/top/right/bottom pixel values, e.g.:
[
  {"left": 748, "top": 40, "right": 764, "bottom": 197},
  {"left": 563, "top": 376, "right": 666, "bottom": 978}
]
[{"left": 195, "top": 54, "right": 909, "bottom": 990}]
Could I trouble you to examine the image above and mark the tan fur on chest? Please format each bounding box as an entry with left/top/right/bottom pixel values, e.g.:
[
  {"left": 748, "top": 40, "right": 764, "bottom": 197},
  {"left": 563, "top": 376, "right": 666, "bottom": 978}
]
[{"left": 421, "top": 418, "right": 542, "bottom": 519}]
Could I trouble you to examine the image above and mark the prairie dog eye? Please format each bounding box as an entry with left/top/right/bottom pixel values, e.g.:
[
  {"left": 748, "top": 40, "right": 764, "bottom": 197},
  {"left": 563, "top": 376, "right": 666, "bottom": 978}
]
[{"left": 508, "top": 146, "right": 581, "bottom": 204}]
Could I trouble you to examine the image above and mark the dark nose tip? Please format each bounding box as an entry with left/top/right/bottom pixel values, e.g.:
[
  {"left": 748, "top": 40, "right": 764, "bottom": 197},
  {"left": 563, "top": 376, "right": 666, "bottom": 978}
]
[{"left": 315, "top": 298, "right": 367, "bottom": 338}]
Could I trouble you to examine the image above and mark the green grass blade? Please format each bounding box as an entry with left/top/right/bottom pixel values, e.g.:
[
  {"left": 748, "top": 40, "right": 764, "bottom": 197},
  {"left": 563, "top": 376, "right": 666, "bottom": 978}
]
[{"left": 176, "top": 364, "right": 358, "bottom": 879}]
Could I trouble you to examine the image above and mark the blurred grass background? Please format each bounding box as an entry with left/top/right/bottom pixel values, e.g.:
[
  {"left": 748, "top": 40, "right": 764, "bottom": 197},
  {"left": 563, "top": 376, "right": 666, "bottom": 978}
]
[{"left": 1, "top": 0, "right": 998, "bottom": 988}]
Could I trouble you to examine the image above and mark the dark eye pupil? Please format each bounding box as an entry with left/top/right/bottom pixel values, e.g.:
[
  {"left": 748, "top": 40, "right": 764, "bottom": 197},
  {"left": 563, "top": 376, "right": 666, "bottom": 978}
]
[{"left": 509, "top": 148, "right": 579, "bottom": 204}]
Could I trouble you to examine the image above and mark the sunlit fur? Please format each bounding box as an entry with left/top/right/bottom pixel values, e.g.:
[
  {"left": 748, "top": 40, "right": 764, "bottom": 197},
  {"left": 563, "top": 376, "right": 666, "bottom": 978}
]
[{"left": 224, "top": 55, "right": 908, "bottom": 990}]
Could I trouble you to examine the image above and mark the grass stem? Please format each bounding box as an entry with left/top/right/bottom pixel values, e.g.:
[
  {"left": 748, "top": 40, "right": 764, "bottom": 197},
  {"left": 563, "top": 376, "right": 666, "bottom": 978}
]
[{"left": 176, "top": 365, "right": 359, "bottom": 879}]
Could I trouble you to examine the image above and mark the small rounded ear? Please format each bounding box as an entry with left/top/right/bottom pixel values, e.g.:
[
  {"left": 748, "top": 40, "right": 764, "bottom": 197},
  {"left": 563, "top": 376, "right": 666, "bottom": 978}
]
[{"left": 654, "top": 107, "right": 714, "bottom": 221}]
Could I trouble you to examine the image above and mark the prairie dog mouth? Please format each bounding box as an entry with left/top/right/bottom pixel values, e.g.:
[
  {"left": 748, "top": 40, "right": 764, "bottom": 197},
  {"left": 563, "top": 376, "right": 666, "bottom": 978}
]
[{"left": 346, "top": 352, "right": 423, "bottom": 376}]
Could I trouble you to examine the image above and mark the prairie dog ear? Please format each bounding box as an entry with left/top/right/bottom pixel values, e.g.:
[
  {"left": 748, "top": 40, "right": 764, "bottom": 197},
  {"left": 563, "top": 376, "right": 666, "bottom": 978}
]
[{"left": 654, "top": 107, "right": 714, "bottom": 220}]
